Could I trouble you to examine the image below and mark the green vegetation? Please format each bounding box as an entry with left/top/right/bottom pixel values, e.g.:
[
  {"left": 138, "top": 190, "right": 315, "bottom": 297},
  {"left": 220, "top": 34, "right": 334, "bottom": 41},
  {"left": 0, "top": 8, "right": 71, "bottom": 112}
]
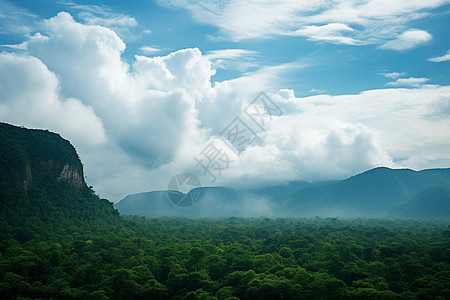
[
  {"left": 1, "top": 123, "right": 449, "bottom": 299},
  {"left": 0, "top": 122, "right": 119, "bottom": 228},
  {"left": 1, "top": 217, "right": 449, "bottom": 299}
]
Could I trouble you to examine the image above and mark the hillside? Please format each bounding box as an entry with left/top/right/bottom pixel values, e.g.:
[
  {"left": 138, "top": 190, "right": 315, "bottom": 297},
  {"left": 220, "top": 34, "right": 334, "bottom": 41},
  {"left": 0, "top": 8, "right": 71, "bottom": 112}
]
[
  {"left": 116, "top": 167, "right": 450, "bottom": 218},
  {"left": 288, "top": 167, "right": 450, "bottom": 217},
  {"left": 0, "top": 122, "right": 119, "bottom": 235},
  {"left": 398, "top": 185, "right": 450, "bottom": 218},
  {"left": 115, "top": 187, "right": 277, "bottom": 217}
]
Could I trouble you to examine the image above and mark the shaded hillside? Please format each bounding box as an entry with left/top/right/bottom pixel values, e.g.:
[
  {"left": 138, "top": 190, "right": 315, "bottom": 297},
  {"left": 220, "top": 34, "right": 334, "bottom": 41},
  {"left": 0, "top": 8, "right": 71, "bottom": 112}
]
[
  {"left": 115, "top": 191, "right": 175, "bottom": 216},
  {"left": 398, "top": 185, "right": 450, "bottom": 218},
  {"left": 116, "top": 187, "right": 278, "bottom": 217},
  {"left": 289, "top": 167, "right": 450, "bottom": 217},
  {"left": 116, "top": 167, "right": 450, "bottom": 218},
  {"left": 0, "top": 123, "right": 119, "bottom": 233}
]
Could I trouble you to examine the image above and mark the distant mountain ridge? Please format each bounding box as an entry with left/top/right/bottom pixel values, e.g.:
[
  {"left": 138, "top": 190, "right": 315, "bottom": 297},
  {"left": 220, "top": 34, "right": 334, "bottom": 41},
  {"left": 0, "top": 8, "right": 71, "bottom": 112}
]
[{"left": 116, "top": 167, "right": 450, "bottom": 218}]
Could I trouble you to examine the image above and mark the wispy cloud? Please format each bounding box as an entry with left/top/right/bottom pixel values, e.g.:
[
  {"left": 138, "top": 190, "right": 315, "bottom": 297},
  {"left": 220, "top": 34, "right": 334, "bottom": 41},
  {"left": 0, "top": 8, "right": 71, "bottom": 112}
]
[
  {"left": 78, "top": 11, "right": 138, "bottom": 28},
  {"left": 205, "top": 49, "right": 256, "bottom": 60},
  {"left": 291, "top": 23, "right": 358, "bottom": 45},
  {"left": 381, "top": 72, "right": 406, "bottom": 79},
  {"left": 310, "top": 88, "right": 327, "bottom": 94},
  {"left": 0, "top": 41, "right": 28, "bottom": 50},
  {"left": 0, "top": 0, "right": 38, "bottom": 36},
  {"left": 139, "top": 46, "right": 162, "bottom": 55},
  {"left": 157, "top": 0, "right": 446, "bottom": 49},
  {"left": 386, "top": 77, "right": 429, "bottom": 87},
  {"left": 428, "top": 49, "right": 450, "bottom": 62},
  {"left": 205, "top": 49, "right": 258, "bottom": 71},
  {"left": 60, "top": 1, "right": 149, "bottom": 41},
  {"left": 380, "top": 29, "right": 432, "bottom": 51}
]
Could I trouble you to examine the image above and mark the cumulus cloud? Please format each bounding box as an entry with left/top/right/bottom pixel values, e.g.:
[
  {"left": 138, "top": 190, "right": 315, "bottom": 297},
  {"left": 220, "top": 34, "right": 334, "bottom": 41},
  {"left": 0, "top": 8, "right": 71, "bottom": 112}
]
[
  {"left": 25, "top": 12, "right": 213, "bottom": 169},
  {"left": 380, "top": 29, "right": 432, "bottom": 51},
  {"left": 222, "top": 118, "right": 392, "bottom": 186},
  {"left": 428, "top": 49, "right": 450, "bottom": 62},
  {"left": 271, "top": 86, "right": 450, "bottom": 172},
  {"left": 211, "top": 85, "right": 450, "bottom": 187},
  {"left": 0, "top": 52, "right": 106, "bottom": 147}
]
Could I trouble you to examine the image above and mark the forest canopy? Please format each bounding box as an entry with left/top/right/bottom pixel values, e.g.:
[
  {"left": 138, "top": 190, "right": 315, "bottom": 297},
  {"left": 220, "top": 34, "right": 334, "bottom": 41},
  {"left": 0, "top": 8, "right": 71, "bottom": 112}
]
[{"left": 1, "top": 217, "right": 449, "bottom": 299}]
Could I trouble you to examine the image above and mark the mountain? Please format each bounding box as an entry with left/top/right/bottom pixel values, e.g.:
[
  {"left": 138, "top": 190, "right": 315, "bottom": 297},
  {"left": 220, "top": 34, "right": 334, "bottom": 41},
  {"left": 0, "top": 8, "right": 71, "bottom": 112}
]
[
  {"left": 0, "top": 123, "right": 119, "bottom": 233},
  {"left": 398, "top": 185, "right": 450, "bottom": 218},
  {"left": 115, "top": 187, "right": 278, "bottom": 217},
  {"left": 288, "top": 167, "right": 450, "bottom": 217},
  {"left": 115, "top": 191, "right": 177, "bottom": 216},
  {"left": 116, "top": 167, "right": 450, "bottom": 218}
]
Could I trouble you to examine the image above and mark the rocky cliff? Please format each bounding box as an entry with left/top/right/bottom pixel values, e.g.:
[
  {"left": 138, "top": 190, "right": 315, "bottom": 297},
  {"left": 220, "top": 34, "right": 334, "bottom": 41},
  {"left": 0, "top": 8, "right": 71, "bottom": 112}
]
[
  {"left": 0, "top": 122, "right": 118, "bottom": 227},
  {"left": 0, "top": 122, "right": 86, "bottom": 191}
]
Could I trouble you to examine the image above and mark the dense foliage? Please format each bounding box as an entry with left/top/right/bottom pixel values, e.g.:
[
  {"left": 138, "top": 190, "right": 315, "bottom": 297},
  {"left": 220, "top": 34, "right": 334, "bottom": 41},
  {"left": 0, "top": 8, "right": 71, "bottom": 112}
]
[
  {"left": 0, "top": 122, "right": 83, "bottom": 186},
  {"left": 1, "top": 217, "right": 449, "bottom": 299},
  {"left": 1, "top": 123, "right": 449, "bottom": 299},
  {"left": 0, "top": 122, "right": 119, "bottom": 229}
]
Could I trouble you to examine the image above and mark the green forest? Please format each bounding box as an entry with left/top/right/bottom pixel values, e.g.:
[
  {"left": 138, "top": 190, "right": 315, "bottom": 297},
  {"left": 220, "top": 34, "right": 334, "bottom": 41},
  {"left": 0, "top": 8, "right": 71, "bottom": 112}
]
[
  {"left": 1, "top": 216, "right": 450, "bottom": 299},
  {"left": 1, "top": 123, "right": 450, "bottom": 299}
]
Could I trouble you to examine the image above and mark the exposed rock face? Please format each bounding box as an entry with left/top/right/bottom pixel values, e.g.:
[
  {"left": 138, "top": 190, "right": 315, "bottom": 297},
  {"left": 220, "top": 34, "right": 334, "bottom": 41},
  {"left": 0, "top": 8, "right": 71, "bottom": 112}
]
[
  {"left": 23, "top": 180, "right": 30, "bottom": 191},
  {"left": 0, "top": 122, "right": 119, "bottom": 225},
  {"left": 57, "top": 164, "right": 83, "bottom": 189},
  {"left": 0, "top": 122, "right": 86, "bottom": 191}
]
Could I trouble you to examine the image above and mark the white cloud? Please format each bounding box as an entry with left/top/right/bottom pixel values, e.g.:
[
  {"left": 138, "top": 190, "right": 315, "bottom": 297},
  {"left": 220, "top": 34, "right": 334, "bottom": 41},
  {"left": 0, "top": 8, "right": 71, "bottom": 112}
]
[
  {"left": 0, "top": 41, "right": 28, "bottom": 50},
  {"left": 0, "top": 0, "right": 37, "bottom": 35},
  {"left": 222, "top": 118, "right": 393, "bottom": 186},
  {"left": 216, "top": 85, "right": 450, "bottom": 186},
  {"left": 156, "top": 0, "right": 446, "bottom": 47},
  {"left": 380, "top": 29, "right": 432, "bottom": 51},
  {"left": 205, "top": 49, "right": 258, "bottom": 71},
  {"left": 266, "top": 86, "right": 450, "bottom": 174},
  {"left": 205, "top": 49, "right": 256, "bottom": 60},
  {"left": 140, "top": 46, "right": 162, "bottom": 55},
  {"left": 310, "top": 88, "right": 327, "bottom": 94},
  {"left": 292, "top": 23, "right": 358, "bottom": 45},
  {"left": 381, "top": 72, "right": 405, "bottom": 79},
  {"left": 61, "top": 1, "right": 148, "bottom": 41},
  {"left": 78, "top": 11, "right": 137, "bottom": 27},
  {"left": 428, "top": 49, "right": 450, "bottom": 62},
  {"left": 27, "top": 12, "right": 213, "bottom": 169},
  {"left": 386, "top": 77, "right": 429, "bottom": 87},
  {"left": 2, "top": 11, "right": 450, "bottom": 201},
  {"left": 0, "top": 52, "right": 106, "bottom": 147}
]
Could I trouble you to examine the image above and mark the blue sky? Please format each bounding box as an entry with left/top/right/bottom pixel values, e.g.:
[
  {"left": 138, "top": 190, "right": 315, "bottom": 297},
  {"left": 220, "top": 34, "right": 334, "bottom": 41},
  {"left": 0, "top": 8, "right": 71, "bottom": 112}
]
[{"left": 1, "top": 0, "right": 449, "bottom": 200}]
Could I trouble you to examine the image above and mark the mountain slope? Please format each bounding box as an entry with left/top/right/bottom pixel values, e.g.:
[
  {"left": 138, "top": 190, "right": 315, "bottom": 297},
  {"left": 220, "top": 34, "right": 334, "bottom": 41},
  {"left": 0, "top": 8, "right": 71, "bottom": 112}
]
[
  {"left": 398, "top": 185, "right": 450, "bottom": 218},
  {"left": 116, "top": 167, "right": 450, "bottom": 218},
  {"left": 292, "top": 167, "right": 450, "bottom": 217},
  {"left": 115, "top": 187, "right": 278, "bottom": 217}
]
